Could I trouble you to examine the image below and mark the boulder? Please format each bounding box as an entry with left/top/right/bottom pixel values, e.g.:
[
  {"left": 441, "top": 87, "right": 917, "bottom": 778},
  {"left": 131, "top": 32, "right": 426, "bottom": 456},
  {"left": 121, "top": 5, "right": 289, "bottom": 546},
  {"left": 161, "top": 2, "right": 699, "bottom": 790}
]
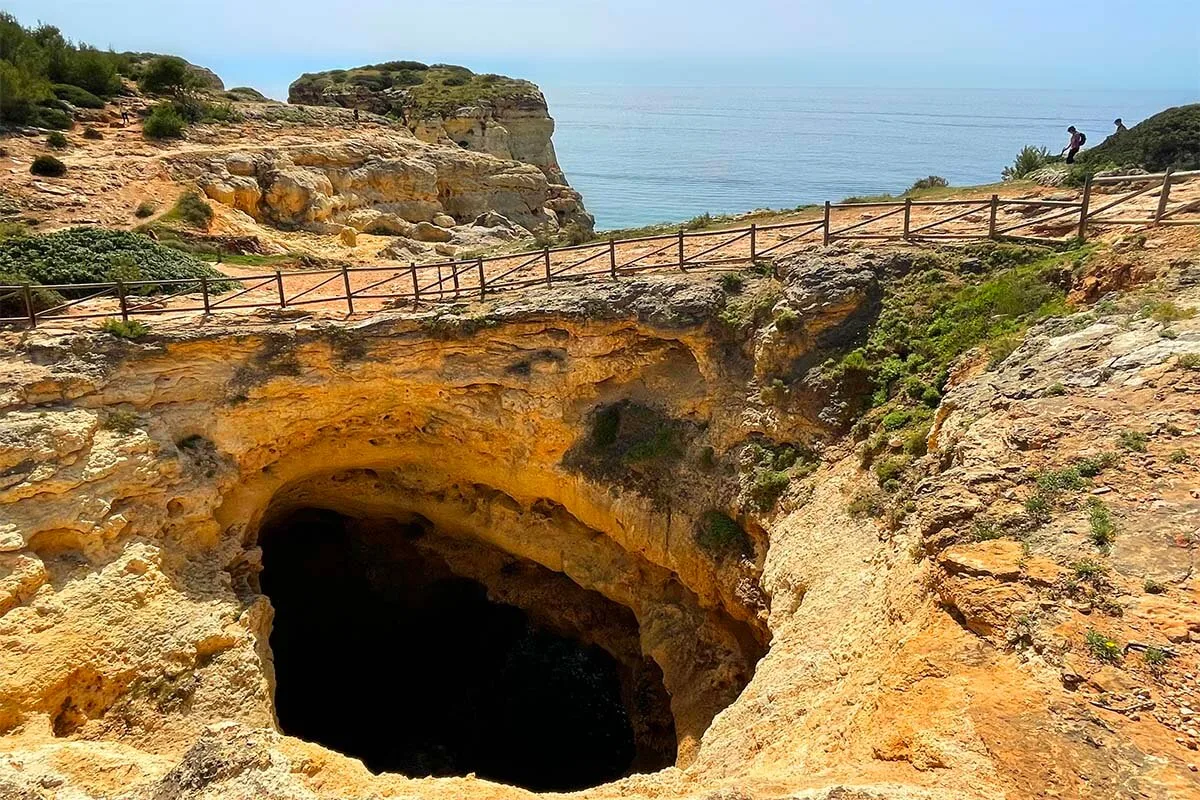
[
  {"left": 412, "top": 221, "right": 453, "bottom": 243},
  {"left": 432, "top": 213, "right": 457, "bottom": 228},
  {"left": 340, "top": 227, "right": 357, "bottom": 247}
]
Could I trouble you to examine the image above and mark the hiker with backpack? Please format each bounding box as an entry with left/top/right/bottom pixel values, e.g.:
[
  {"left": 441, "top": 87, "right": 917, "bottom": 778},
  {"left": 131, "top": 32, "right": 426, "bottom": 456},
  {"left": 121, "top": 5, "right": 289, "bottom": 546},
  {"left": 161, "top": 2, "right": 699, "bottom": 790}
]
[{"left": 1063, "top": 126, "right": 1086, "bottom": 164}]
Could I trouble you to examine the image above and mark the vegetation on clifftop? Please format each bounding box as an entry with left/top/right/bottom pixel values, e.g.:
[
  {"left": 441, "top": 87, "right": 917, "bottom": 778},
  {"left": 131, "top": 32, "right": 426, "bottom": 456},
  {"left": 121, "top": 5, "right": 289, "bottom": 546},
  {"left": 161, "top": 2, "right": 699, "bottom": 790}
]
[
  {"left": 1079, "top": 104, "right": 1200, "bottom": 172},
  {"left": 0, "top": 227, "right": 237, "bottom": 296},
  {"left": 289, "top": 61, "right": 537, "bottom": 118}
]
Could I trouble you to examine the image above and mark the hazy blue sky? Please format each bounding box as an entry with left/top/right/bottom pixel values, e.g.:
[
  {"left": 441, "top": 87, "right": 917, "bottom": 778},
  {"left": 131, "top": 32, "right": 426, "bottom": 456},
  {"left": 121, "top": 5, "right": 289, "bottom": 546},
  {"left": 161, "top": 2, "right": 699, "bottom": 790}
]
[{"left": 6, "top": 0, "right": 1198, "bottom": 99}]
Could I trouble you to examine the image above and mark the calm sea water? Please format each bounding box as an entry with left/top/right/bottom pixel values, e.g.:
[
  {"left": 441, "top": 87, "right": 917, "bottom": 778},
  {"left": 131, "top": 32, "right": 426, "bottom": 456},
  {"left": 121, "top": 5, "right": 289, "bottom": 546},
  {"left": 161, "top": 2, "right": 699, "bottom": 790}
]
[{"left": 540, "top": 86, "right": 1197, "bottom": 230}]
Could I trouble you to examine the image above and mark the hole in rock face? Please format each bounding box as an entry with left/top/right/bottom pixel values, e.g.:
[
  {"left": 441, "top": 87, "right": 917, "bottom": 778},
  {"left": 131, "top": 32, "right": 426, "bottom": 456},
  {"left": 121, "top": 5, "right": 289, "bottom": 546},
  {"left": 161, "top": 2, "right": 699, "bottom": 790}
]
[{"left": 259, "top": 508, "right": 677, "bottom": 792}]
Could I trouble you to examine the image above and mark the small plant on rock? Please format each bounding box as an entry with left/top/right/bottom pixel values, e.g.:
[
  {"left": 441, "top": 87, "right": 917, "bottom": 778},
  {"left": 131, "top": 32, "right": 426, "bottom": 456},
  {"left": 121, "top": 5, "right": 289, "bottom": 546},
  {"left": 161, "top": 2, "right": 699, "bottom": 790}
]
[
  {"left": 1143, "top": 577, "right": 1166, "bottom": 594},
  {"left": 1084, "top": 629, "right": 1122, "bottom": 663},
  {"left": 1072, "top": 558, "right": 1107, "bottom": 582},
  {"left": 170, "top": 191, "right": 214, "bottom": 229},
  {"left": 1168, "top": 448, "right": 1190, "bottom": 464},
  {"left": 720, "top": 273, "right": 744, "bottom": 294},
  {"left": 847, "top": 488, "right": 887, "bottom": 519},
  {"left": 1118, "top": 429, "right": 1148, "bottom": 452},
  {"left": 1087, "top": 498, "right": 1116, "bottom": 550},
  {"left": 695, "top": 511, "right": 751, "bottom": 560},
  {"left": 1142, "top": 646, "right": 1170, "bottom": 669},
  {"left": 1045, "top": 382, "right": 1066, "bottom": 396},
  {"left": 1177, "top": 353, "right": 1200, "bottom": 370},
  {"left": 135, "top": 200, "right": 158, "bottom": 218},
  {"left": 83, "top": 127, "right": 103, "bottom": 140},
  {"left": 46, "top": 131, "right": 69, "bottom": 149},
  {"left": 101, "top": 318, "right": 149, "bottom": 339},
  {"left": 102, "top": 409, "right": 141, "bottom": 434}
]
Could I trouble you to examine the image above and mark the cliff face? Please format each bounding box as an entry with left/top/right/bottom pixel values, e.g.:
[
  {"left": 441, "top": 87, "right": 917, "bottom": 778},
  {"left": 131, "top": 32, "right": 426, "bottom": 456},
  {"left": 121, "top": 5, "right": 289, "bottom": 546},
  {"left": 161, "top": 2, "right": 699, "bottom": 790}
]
[
  {"left": 288, "top": 62, "right": 574, "bottom": 187},
  {"left": 1, "top": 240, "right": 1198, "bottom": 800}
]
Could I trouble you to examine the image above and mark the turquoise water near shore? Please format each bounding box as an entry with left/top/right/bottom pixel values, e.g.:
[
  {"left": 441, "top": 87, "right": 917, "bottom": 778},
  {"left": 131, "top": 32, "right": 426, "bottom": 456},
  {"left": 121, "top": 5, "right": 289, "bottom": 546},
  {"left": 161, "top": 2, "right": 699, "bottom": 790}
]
[{"left": 541, "top": 86, "right": 1197, "bottom": 230}]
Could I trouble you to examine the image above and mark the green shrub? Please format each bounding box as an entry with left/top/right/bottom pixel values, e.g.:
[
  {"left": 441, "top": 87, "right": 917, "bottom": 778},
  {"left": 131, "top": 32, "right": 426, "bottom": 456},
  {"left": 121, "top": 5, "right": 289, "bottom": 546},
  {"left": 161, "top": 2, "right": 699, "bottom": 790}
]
[
  {"left": 1168, "top": 448, "right": 1190, "bottom": 464},
  {"left": 1025, "top": 490, "right": 1053, "bottom": 524},
  {"left": 134, "top": 200, "right": 158, "bottom": 218},
  {"left": 143, "top": 103, "right": 186, "bottom": 139},
  {"left": 138, "top": 56, "right": 196, "bottom": 95},
  {"left": 1045, "top": 382, "right": 1066, "bottom": 396},
  {"left": 720, "top": 273, "right": 744, "bottom": 294},
  {"left": 1177, "top": 353, "right": 1200, "bottom": 370},
  {"left": 1144, "top": 301, "right": 1196, "bottom": 323},
  {"left": 31, "top": 155, "right": 67, "bottom": 177},
  {"left": 774, "top": 307, "right": 800, "bottom": 332},
  {"left": 1084, "top": 629, "right": 1122, "bottom": 663},
  {"left": 52, "top": 83, "right": 103, "bottom": 108},
  {"left": 881, "top": 409, "right": 912, "bottom": 430},
  {"left": 0, "top": 227, "right": 236, "bottom": 296},
  {"left": 1118, "top": 430, "right": 1148, "bottom": 452},
  {"left": 0, "top": 271, "right": 65, "bottom": 317},
  {"left": 102, "top": 409, "right": 141, "bottom": 434},
  {"left": 874, "top": 457, "right": 907, "bottom": 487},
  {"left": 749, "top": 469, "right": 790, "bottom": 511},
  {"left": 169, "top": 191, "right": 214, "bottom": 229},
  {"left": 82, "top": 126, "right": 103, "bottom": 140},
  {"left": 1143, "top": 577, "right": 1166, "bottom": 594},
  {"left": 46, "top": 131, "right": 69, "bottom": 150},
  {"left": 1087, "top": 499, "right": 1116, "bottom": 549},
  {"left": 101, "top": 318, "right": 149, "bottom": 339},
  {"left": 695, "top": 511, "right": 751, "bottom": 559},
  {"left": 1080, "top": 104, "right": 1200, "bottom": 172},
  {"left": 847, "top": 488, "right": 887, "bottom": 518},
  {"left": 1075, "top": 452, "right": 1118, "bottom": 477},
  {"left": 907, "top": 175, "right": 948, "bottom": 192},
  {"left": 1142, "top": 646, "right": 1170, "bottom": 668},
  {"left": 1072, "top": 559, "right": 1107, "bottom": 581},
  {"left": 1002, "top": 145, "right": 1051, "bottom": 180}
]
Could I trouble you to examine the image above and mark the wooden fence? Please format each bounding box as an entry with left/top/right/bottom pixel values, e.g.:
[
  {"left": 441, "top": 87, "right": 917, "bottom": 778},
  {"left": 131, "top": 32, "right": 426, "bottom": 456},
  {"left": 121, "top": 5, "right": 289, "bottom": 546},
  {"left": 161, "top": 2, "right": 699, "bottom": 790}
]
[{"left": 2, "top": 169, "right": 1197, "bottom": 329}]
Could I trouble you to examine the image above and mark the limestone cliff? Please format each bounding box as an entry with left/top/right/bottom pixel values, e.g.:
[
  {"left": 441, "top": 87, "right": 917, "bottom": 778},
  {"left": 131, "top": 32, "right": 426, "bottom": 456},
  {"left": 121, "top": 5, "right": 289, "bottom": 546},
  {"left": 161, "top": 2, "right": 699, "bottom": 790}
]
[
  {"left": 1, "top": 238, "right": 1198, "bottom": 800},
  {"left": 288, "top": 62, "right": 573, "bottom": 186}
]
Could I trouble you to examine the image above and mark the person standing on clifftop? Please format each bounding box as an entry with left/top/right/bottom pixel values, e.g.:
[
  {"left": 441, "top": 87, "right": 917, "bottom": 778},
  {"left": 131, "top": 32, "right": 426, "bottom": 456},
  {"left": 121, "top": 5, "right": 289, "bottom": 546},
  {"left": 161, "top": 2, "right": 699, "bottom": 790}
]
[
  {"left": 1063, "top": 126, "right": 1086, "bottom": 164},
  {"left": 1114, "top": 118, "right": 1128, "bottom": 134}
]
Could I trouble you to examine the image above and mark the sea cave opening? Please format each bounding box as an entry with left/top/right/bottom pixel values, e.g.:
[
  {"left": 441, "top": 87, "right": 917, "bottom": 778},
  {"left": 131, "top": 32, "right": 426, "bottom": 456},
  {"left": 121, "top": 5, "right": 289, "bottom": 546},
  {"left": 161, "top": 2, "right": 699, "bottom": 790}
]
[{"left": 258, "top": 507, "right": 678, "bottom": 792}]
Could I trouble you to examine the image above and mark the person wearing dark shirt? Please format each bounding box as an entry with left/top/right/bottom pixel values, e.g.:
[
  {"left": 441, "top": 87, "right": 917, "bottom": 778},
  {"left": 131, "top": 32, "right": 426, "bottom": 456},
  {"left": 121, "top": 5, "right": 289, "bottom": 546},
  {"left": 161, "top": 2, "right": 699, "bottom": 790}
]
[{"left": 1113, "top": 118, "right": 1128, "bottom": 134}]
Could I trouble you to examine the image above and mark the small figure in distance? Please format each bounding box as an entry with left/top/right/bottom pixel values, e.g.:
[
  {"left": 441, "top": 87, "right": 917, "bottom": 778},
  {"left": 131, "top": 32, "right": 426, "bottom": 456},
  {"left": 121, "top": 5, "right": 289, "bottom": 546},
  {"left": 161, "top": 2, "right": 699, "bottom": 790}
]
[
  {"left": 1063, "top": 126, "right": 1086, "bottom": 164},
  {"left": 1113, "top": 118, "right": 1128, "bottom": 134},
  {"left": 120, "top": 103, "right": 130, "bottom": 127},
  {"left": 353, "top": 106, "right": 360, "bottom": 123}
]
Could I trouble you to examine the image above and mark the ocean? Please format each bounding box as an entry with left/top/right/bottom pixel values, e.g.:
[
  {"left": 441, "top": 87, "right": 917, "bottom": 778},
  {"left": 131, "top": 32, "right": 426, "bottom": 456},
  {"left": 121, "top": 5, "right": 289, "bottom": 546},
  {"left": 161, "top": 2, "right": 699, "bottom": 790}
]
[{"left": 540, "top": 85, "right": 1197, "bottom": 231}]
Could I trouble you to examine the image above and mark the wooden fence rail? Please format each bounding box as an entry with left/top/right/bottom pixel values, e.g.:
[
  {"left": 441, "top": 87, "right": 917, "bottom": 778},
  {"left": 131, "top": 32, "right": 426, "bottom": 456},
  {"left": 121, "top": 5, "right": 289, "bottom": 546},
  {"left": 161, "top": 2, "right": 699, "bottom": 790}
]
[{"left": 2, "top": 171, "right": 1197, "bottom": 329}]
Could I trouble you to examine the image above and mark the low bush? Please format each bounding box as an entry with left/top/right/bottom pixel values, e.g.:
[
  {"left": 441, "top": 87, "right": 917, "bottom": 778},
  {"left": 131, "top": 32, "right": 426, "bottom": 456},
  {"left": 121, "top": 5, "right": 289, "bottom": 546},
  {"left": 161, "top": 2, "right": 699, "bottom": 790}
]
[
  {"left": 1084, "top": 629, "right": 1122, "bottom": 663},
  {"left": 1088, "top": 498, "right": 1116, "bottom": 550},
  {"left": 907, "top": 175, "right": 948, "bottom": 192},
  {"left": 0, "top": 271, "right": 65, "bottom": 317},
  {"left": 134, "top": 200, "right": 158, "bottom": 218},
  {"left": 749, "top": 469, "right": 790, "bottom": 511},
  {"left": 1118, "top": 429, "right": 1148, "bottom": 452},
  {"left": 0, "top": 227, "right": 237, "bottom": 296},
  {"left": 46, "top": 131, "right": 69, "bottom": 150},
  {"left": 102, "top": 409, "right": 141, "bottom": 434},
  {"left": 143, "top": 103, "right": 186, "bottom": 139},
  {"left": 695, "top": 511, "right": 751, "bottom": 559},
  {"left": 1002, "top": 145, "right": 1051, "bottom": 180},
  {"left": 31, "top": 155, "right": 67, "bottom": 177},
  {"left": 720, "top": 273, "right": 744, "bottom": 294},
  {"left": 52, "top": 83, "right": 104, "bottom": 109},
  {"left": 1080, "top": 104, "right": 1200, "bottom": 172},
  {"left": 168, "top": 191, "right": 214, "bottom": 229},
  {"left": 83, "top": 126, "right": 103, "bottom": 140},
  {"left": 101, "top": 318, "right": 150, "bottom": 339}
]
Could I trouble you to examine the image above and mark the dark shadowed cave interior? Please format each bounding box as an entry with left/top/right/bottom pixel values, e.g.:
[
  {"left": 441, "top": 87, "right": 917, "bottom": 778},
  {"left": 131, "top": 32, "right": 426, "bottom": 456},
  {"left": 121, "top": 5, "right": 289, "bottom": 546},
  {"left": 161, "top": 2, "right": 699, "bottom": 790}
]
[{"left": 258, "top": 508, "right": 677, "bottom": 792}]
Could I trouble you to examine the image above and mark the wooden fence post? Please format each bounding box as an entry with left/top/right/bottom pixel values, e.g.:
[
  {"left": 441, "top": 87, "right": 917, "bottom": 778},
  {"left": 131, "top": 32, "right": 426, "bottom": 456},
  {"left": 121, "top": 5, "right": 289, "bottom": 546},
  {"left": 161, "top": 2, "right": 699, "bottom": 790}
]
[
  {"left": 437, "top": 263, "right": 445, "bottom": 299},
  {"left": 1077, "top": 174, "right": 1093, "bottom": 240},
  {"left": 677, "top": 229, "right": 685, "bottom": 271},
  {"left": 200, "top": 275, "right": 210, "bottom": 314},
  {"left": 275, "top": 270, "right": 286, "bottom": 308},
  {"left": 22, "top": 284, "right": 35, "bottom": 328},
  {"left": 341, "top": 264, "right": 354, "bottom": 314},
  {"left": 117, "top": 281, "right": 129, "bottom": 322},
  {"left": 749, "top": 223, "right": 757, "bottom": 262},
  {"left": 543, "top": 247, "right": 552, "bottom": 287},
  {"left": 988, "top": 195, "right": 999, "bottom": 238},
  {"left": 477, "top": 258, "right": 486, "bottom": 299},
  {"left": 409, "top": 262, "right": 420, "bottom": 309},
  {"left": 609, "top": 239, "right": 617, "bottom": 279},
  {"left": 452, "top": 261, "right": 461, "bottom": 298},
  {"left": 903, "top": 199, "right": 912, "bottom": 240},
  {"left": 823, "top": 201, "right": 832, "bottom": 245},
  {"left": 1154, "top": 168, "right": 1174, "bottom": 224}
]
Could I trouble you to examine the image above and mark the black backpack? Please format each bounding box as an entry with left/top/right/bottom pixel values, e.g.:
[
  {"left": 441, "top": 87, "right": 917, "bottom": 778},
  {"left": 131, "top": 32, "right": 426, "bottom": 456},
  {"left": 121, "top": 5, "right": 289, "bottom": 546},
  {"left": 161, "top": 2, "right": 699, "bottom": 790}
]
[{"left": 1077, "top": 132, "right": 1087, "bottom": 145}]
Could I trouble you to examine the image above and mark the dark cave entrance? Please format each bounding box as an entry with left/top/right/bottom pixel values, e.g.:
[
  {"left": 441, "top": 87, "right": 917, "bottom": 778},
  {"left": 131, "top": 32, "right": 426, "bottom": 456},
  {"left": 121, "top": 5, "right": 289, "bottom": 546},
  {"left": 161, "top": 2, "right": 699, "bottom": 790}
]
[{"left": 258, "top": 508, "right": 676, "bottom": 792}]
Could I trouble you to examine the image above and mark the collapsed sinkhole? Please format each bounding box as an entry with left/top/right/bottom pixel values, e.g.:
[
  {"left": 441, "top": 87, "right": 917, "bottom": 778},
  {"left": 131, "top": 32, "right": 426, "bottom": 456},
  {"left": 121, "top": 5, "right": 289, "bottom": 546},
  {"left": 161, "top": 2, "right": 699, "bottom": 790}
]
[{"left": 257, "top": 508, "right": 679, "bottom": 792}]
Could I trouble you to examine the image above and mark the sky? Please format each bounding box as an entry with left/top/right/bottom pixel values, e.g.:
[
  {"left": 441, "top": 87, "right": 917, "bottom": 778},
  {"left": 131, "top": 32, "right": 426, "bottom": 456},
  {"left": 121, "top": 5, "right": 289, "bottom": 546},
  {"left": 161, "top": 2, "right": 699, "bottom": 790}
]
[{"left": 6, "top": 0, "right": 1198, "bottom": 100}]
